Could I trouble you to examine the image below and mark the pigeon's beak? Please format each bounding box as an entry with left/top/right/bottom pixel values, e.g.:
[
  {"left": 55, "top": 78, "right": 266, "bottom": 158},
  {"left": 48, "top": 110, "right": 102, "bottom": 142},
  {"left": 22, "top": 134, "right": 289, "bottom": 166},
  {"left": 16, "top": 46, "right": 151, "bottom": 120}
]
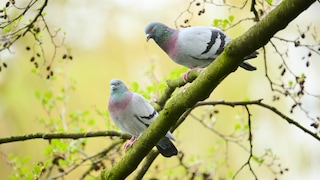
[
  {"left": 111, "top": 85, "right": 116, "bottom": 91},
  {"left": 146, "top": 34, "right": 151, "bottom": 42}
]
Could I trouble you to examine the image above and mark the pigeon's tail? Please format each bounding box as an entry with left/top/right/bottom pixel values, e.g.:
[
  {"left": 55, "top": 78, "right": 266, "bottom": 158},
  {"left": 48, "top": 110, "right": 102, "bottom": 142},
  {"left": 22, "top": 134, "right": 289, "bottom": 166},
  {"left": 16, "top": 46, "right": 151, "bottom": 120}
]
[
  {"left": 244, "top": 51, "right": 259, "bottom": 60},
  {"left": 240, "top": 51, "right": 258, "bottom": 71},
  {"left": 156, "top": 137, "right": 178, "bottom": 158},
  {"left": 240, "top": 61, "right": 256, "bottom": 71}
]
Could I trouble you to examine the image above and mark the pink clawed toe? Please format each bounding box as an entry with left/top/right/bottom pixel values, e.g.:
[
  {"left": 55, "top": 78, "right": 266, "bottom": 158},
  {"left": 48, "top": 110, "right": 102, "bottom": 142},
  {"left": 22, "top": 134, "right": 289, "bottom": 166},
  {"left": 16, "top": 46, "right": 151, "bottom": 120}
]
[
  {"left": 181, "top": 68, "right": 197, "bottom": 83},
  {"left": 124, "top": 137, "right": 137, "bottom": 151}
]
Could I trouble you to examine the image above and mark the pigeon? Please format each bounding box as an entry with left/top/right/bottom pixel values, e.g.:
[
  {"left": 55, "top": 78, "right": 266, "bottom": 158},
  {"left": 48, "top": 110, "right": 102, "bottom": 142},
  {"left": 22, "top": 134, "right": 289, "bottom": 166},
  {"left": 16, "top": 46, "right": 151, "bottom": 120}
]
[
  {"left": 108, "top": 78, "right": 178, "bottom": 158},
  {"left": 145, "top": 22, "right": 258, "bottom": 81}
]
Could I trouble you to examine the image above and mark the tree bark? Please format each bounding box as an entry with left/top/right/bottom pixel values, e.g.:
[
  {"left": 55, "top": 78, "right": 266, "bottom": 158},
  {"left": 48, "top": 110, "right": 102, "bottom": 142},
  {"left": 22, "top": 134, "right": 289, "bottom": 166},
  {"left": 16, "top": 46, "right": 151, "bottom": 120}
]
[{"left": 96, "top": 0, "right": 317, "bottom": 179}]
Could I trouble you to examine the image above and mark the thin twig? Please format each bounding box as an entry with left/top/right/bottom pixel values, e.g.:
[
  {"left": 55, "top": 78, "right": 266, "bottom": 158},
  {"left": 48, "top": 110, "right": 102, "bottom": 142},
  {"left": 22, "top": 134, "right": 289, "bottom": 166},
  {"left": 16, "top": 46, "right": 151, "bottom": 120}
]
[{"left": 47, "top": 139, "right": 124, "bottom": 180}]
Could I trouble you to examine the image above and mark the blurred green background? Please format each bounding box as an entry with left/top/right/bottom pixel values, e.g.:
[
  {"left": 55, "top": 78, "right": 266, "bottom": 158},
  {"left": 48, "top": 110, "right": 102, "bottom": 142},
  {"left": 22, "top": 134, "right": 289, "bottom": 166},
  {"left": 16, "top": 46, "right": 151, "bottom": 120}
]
[{"left": 1, "top": 0, "right": 320, "bottom": 179}]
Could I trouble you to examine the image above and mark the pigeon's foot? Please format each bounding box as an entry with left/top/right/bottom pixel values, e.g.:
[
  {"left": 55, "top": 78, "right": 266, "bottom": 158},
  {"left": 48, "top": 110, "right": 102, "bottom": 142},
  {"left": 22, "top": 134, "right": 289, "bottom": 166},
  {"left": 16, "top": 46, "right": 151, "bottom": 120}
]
[
  {"left": 181, "top": 68, "right": 196, "bottom": 83},
  {"left": 124, "top": 137, "right": 137, "bottom": 151}
]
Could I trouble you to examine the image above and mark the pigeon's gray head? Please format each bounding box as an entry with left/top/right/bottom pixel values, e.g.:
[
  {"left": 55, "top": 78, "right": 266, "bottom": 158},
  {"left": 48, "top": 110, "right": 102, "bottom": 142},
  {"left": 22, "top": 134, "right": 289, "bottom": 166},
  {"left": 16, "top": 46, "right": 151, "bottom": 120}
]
[
  {"left": 110, "top": 78, "right": 128, "bottom": 95},
  {"left": 145, "top": 22, "right": 169, "bottom": 42}
]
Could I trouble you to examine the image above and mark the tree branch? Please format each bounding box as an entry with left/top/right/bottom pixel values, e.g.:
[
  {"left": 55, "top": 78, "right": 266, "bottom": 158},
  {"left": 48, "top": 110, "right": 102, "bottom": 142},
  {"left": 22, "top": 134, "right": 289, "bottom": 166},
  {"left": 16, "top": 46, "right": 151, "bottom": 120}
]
[
  {"left": 0, "top": 0, "right": 48, "bottom": 51},
  {"left": 256, "top": 101, "right": 320, "bottom": 141},
  {"left": 132, "top": 150, "right": 159, "bottom": 180},
  {"left": 233, "top": 105, "right": 257, "bottom": 179},
  {"left": 194, "top": 100, "right": 320, "bottom": 141},
  {"left": 0, "top": 131, "right": 131, "bottom": 144},
  {"left": 97, "top": 0, "right": 317, "bottom": 179},
  {"left": 154, "top": 69, "right": 200, "bottom": 111}
]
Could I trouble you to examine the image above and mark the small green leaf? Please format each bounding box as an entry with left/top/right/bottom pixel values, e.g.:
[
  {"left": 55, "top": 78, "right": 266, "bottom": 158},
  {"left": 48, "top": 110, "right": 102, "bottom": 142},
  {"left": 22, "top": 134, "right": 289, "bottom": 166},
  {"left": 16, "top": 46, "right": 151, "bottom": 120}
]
[
  {"left": 252, "top": 156, "right": 259, "bottom": 162},
  {"left": 222, "top": 19, "right": 229, "bottom": 28},
  {"left": 44, "top": 91, "right": 52, "bottom": 99},
  {"left": 234, "top": 123, "right": 241, "bottom": 130},
  {"left": 131, "top": 81, "right": 139, "bottom": 92},
  {"left": 228, "top": 15, "right": 234, "bottom": 22},
  {"left": 21, "top": 156, "right": 30, "bottom": 164},
  {"left": 4, "top": 26, "right": 11, "bottom": 33},
  {"left": 265, "top": 0, "right": 273, "bottom": 5},
  {"left": 33, "top": 164, "right": 42, "bottom": 175},
  {"left": 85, "top": 177, "right": 96, "bottom": 180},
  {"left": 8, "top": 153, "right": 15, "bottom": 160},
  {"left": 227, "top": 170, "right": 234, "bottom": 178},
  {"left": 58, "top": 159, "right": 68, "bottom": 166},
  {"left": 209, "top": 146, "right": 216, "bottom": 154},
  {"left": 252, "top": 156, "right": 265, "bottom": 165},
  {"left": 44, "top": 146, "right": 53, "bottom": 156},
  {"left": 34, "top": 90, "right": 41, "bottom": 99},
  {"left": 60, "top": 87, "right": 65, "bottom": 93},
  {"left": 213, "top": 19, "right": 220, "bottom": 27},
  {"left": 87, "top": 118, "right": 95, "bottom": 125}
]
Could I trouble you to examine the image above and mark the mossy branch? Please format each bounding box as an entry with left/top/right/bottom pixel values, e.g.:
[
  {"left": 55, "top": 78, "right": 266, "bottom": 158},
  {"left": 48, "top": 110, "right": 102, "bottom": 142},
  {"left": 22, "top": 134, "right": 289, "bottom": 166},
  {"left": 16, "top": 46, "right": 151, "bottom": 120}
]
[
  {"left": 97, "top": 0, "right": 316, "bottom": 179},
  {"left": 0, "top": 131, "right": 130, "bottom": 144}
]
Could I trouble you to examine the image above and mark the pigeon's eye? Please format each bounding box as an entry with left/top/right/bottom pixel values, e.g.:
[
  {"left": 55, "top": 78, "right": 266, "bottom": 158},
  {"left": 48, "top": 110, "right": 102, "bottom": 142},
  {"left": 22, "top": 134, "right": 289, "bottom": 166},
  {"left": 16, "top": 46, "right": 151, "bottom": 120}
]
[{"left": 148, "top": 27, "right": 153, "bottom": 32}]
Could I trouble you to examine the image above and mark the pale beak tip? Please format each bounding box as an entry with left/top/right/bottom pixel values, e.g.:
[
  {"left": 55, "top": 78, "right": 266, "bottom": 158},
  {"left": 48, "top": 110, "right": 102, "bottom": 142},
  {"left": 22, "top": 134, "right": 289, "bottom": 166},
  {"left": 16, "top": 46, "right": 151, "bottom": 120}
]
[{"left": 146, "top": 34, "right": 150, "bottom": 42}]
